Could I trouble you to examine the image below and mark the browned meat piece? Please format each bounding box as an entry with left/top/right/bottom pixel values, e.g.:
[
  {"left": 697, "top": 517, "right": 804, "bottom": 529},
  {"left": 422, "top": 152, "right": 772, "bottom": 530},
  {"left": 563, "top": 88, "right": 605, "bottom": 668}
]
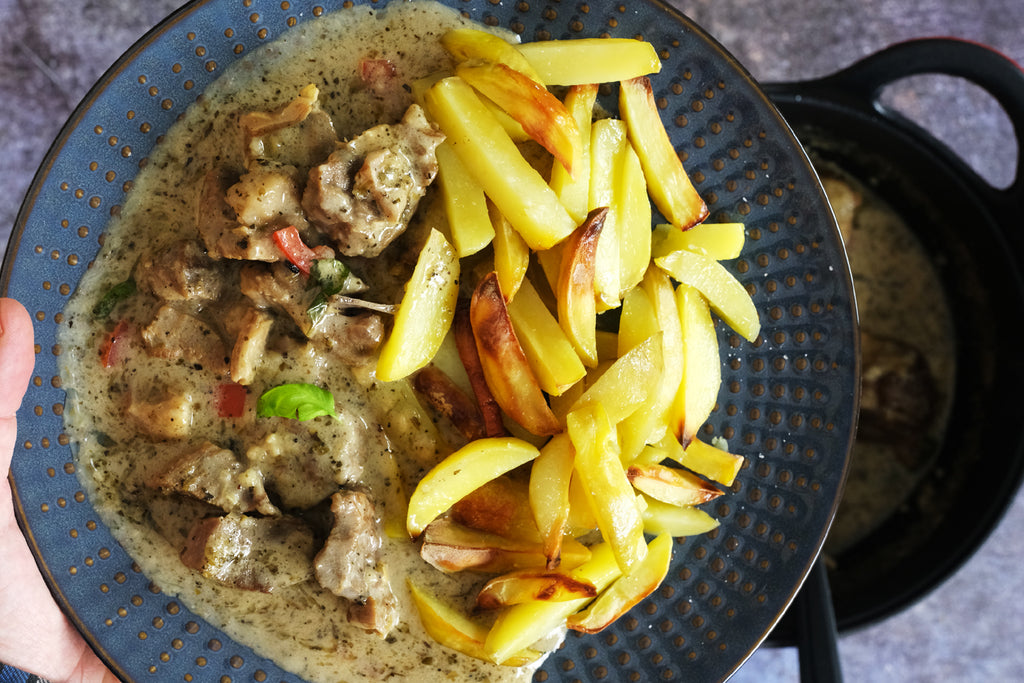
[
  {"left": 240, "top": 83, "right": 339, "bottom": 174},
  {"left": 127, "top": 385, "right": 194, "bottom": 441},
  {"left": 239, "top": 262, "right": 383, "bottom": 365},
  {"left": 244, "top": 412, "right": 366, "bottom": 510},
  {"left": 224, "top": 163, "right": 308, "bottom": 232},
  {"left": 141, "top": 304, "right": 229, "bottom": 374},
  {"left": 230, "top": 307, "right": 274, "bottom": 386},
  {"left": 313, "top": 490, "right": 398, "bottom": 636},
  {"left": 303, "top": 104, "right": 445, "bottom": 257},
  {"left": 134, "top": 239, "right": 223, "bottom": 302},
  {"left": 180, "top": 512, "right": 315, "bottom": 593},
  {"left": 858, "top": 331, "right": 938, "bottom": 467},
  {"left": 196, "top": 167, "right": 284, "bottom": 262},
  {"left": 148, "top": 441, "right": 278, "bottom": 516}
]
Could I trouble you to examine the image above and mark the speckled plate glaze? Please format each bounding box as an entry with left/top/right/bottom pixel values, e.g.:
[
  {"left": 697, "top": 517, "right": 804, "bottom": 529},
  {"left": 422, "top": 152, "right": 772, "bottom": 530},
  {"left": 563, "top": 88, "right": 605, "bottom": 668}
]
[{"left": 2, "top": 1, "right": 858, "bottom": 681}]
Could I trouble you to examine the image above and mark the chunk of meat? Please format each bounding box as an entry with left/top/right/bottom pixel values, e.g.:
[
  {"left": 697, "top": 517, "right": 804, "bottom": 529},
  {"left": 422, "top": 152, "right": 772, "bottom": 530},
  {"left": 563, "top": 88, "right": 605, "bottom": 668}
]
[
  {"left": 313, "top": 490, "right": 398, "bottom": 636},
  {"left": 239, "top": 262, "right": 383, "bottom": 365},
  {"left": 180, "top": 512, "right": 315, "bottom": 593},
  {"left": 230, "top": 308, "right": 274, "bottom": 386},
  {"left": 134, "top": 239, "right": 223, "bottom": 302},
  {"left": 127, "top": 387, "right": 194, "bottom": 440},
  {"left": 196, "top": 167, "right": 285, "bottom": 262},
  {"left": 148, "top": 441, "right": 278, "bottom": 516},
  {"left": 141, "top": 304, "right": 229, "bottom": 374},
  {"left": 240, "top": 83, "right": 338, "bottom": 174},
  {"left": 303, "top": 104, "right": 445, "bottom": 257},
  {"left": 225, "top": 163, "right": 308, "bottom": 231},
  {"left": 244, "top": 413, "right": 366, "bottom": 510}
]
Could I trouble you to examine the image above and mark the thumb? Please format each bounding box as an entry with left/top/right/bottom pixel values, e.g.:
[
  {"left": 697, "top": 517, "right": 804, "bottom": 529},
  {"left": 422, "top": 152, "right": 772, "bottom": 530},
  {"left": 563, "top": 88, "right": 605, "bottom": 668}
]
[{"left": 1, "top": 298, "right": 35, "bottom": 469}]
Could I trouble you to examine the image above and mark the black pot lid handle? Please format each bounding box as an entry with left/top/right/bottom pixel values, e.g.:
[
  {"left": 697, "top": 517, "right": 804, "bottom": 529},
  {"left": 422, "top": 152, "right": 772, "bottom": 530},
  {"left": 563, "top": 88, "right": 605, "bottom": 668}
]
[{"left": 768, "top": 38, "right": 1024, "bottom": 240}]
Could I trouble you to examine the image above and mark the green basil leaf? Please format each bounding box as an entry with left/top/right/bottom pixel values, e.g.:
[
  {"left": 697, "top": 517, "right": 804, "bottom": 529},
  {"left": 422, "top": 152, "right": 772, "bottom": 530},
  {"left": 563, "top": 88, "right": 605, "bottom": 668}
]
[
  {"left": 310, "top": 259, "right": 352, "bottom": 297},
  {"left": 92, "top": 278, "right": 137, "bottom": 319},
  {"left": 256, "top": 383, "right": 338, "bottom": 421},
  {"left": 306, "top": 291, "right": 329, "bottom": 329}
]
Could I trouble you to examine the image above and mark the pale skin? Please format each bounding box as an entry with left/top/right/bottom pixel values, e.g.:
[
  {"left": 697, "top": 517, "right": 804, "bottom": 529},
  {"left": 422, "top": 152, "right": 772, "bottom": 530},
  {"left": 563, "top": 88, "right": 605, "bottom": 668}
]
[{"left": 0, "top": 298, "right": 119, "bottom": 682}]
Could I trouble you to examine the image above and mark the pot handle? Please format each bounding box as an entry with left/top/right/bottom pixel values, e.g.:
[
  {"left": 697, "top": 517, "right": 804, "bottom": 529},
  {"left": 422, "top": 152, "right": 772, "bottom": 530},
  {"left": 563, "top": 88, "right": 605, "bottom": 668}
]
[{"left": 807, "top": 37, "right": 1024, "bottom": 222}]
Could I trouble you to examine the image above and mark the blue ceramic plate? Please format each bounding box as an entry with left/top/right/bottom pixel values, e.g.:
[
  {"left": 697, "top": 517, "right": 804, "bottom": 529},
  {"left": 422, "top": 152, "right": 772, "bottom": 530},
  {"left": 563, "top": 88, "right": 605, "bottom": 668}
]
[{"left": 2, "top": 1, "right": 858, "bottom": 680}]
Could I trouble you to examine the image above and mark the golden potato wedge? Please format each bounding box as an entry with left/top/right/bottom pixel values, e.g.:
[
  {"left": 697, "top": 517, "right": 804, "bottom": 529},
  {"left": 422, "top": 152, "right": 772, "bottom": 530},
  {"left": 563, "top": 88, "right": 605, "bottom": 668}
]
[
  {"left": 626, "top": 462, "right": 724, "bottom": 506},
  {"left": 529, "top": 432, "right": 575, "bottom": 567},
  {"left": 589, "top": 117, "right": 628, "bottom": 311},
  {"left": 422, "top": 77, "right": 576, "bottom": 250},
  {"left": 451, "top": 475, "right": 541, "bottom": 542},
  {"left": 570, "top": 333, "right": 663, "bottom": 426},
  {"left": 419, "top": 518, "right": 591, "bottom": 573},
  {"left": 567, "top": 533, "right": 673, "bottom": 633},
  {"left": 676, "top": 436, "right": 745, "bottom": 488},
  {"left": 456, "top": 60, "right": 581, "bottom": 177},
  {"left": 616, "top": 140, "right": 653, "bottom": 296},
  {"left": 617, "top": 284, "right": 659, "bottom": 357},
  {"left": 440, "top": 28, "right": 543, "bottom": 82},
  {"left": 516, "top": 38, "right": 662, "bottom": 86},
  {"left": 408, "top": 581, "right": 542, "bottom": 666},
  {"left": 567, "top": 470, "right": 599, "bottom": 534},
  {"left": 406, "top": 436, "right": 540, "bottom": 538},
  {"left": 484, "top": 542, "right": 621, "bottom": 665},
  {"left": 471, "top": 272, "right": 562, "bottom": 436},
  {"left": 476, "top": 569, "right": 597, "bottom": 610},
  {"left": 619, "top": 76, "right": 708, "bottom": 229},
  {"left": 640, "top": 494, "right": 721, "bottom": 537},
  {"left": 666, "top": 282, "right": 722, "bottom": 443},
  {"left": 568, "top": 404, "right": 647, "bottom": 572},
  {"left": 508, "top": 278, "right": 586, "bottom": 397},
  {"left": 652, "top": 222, "right": 746, "bottom": 261},
  {"left": 376, "top": 228, "right": 460, "bottom": 382},
  {"left": 436, "top": 141, "right": 494, "bottom": 257},
  {"left": 490, "top": 201, "right": 530, "bottom": 300},
  {"left": 413, "top": 365, "right": 486, "bottom": 441},
  {"left": 550, "top": 84, "right": 599, "bottom": 224},
  {"left": 655, "top": 247, "right": 761, "bottom": 343},
  {"left": 453, "top": 301, "right": 506, "bottom": 438},
  {"left": 557, "top": 207, "right": 608, "bottom": 368}
]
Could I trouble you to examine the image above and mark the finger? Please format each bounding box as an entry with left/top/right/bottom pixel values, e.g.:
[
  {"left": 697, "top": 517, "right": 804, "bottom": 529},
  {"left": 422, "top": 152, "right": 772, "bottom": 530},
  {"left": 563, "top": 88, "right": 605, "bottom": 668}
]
[{"left": 0, "top": 298, "right": 35, "bottom": 418}]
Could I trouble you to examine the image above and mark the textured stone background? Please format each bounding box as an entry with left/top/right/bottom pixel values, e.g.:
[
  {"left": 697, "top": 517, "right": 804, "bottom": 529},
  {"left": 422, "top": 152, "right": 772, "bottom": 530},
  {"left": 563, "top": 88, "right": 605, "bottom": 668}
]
[{"left": 2, "top": 1, "right": 1023, "bottom": 681}]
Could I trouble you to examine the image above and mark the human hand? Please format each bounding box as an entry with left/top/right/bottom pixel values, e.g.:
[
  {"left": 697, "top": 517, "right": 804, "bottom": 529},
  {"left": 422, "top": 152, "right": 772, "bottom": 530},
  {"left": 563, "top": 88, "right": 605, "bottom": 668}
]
[{"left": 0, "top": 298, "right": 119, "bottom": 682}]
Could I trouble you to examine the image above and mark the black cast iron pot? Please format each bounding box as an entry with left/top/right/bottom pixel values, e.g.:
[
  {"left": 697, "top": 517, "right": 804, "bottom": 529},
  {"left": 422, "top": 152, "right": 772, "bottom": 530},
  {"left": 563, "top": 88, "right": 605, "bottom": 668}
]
[{"left": 763, "top": 37, "right": 1024, "bottom": 643}]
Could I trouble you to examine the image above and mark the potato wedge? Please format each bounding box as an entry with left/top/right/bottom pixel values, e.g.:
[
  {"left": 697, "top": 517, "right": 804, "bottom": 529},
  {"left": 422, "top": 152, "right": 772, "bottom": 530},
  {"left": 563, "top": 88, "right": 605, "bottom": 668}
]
[
  {"left": 476, "top": 569, "right": 597, "bottom": 610},
  {"left": 406, "top": 436, "right": 539, "bottom": 538},
  {"left": 376, "top": 228, "right": 460, "bottom": 382},
  {"left": 557, "top": 207, "right": 608, "bottom": 368},
  {"left": 617, "top": 284, "right": 659, "bottom": 356},
  {"left": 669, "top": 282, "right": 722, "bottom": 444},
  {"left": 589, "top": 117, "right": 628, "bottom": 311},
  {"left": 420, "top": 518, "right": 591, "bottom": 573},
  {"left": 516, "top": 38, "right": 662, "bottom": 86},
  {"left": 508, "top": 278, "right": 586, "bottom": 397},
  {"left": 490, "top": 201, "right": 530, "bottom": 300},
  {"left": 655, "top": 247, "right": 761, "bottom": 343},
  {"left": 451, "top": 476, "right": 540, "bottom": 542},
  {"left": 550, "top": 84, "right": 598, "bottom": 224},
  {"left": 620, "top": 76, "right": 708, "bottom": 229},
  {"left": 471, "top": 272, "right": 562, "bottom": 436},
  {"left": 570, "top": 333, "right": 663, "bottom": 426},
  {"left": 674, "top": 436, "right": 745, "bottom": 488},
  {"left": 413, "top": 365, "right": 486, "bottom": 441},
  {"left": 529, "top": 432, "right": 575, "bottom": 567},
  {"left": 408, "top": 581, "right": 542, "bottom": 667},
  {"left": 484, "top": 542, "right": 621, "bottom": 664},
  {"left": 616, "top": 140, "right": 653, "bottom": 296},
  {"left": 456, "top": 60, "right": 581, "bottom": 177},
  {"left": 453, "top": 301, "right": 506, "bottom": 438},
  {"left": 567, "top": 533, "right": 673, "bottom": 633},
  {"left": 568, "top": 404, "right": 647, "bottom": 572},
  {"left": 626, "top": 462, "right": 724, "bottom": 506},
  {"left": 652, "top": 222, "right": 746, "bottom": 261},
  {"left": 422, "top": 77, "right": 576, "bottom": 250},
  {"left": 640, "top": 494, "right": 721, "bottom": 537},
  {"left": 441, "top": 28, "right": 543, "bottom": 83},
  {"left": 436, "top": 141, "right": 494, "bottom": 257}
]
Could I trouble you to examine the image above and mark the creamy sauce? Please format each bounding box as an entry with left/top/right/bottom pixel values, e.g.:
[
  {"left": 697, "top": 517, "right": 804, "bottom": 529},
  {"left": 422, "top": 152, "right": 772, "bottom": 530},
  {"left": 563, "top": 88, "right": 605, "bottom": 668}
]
[
  {"left": 58, "top": 4, "right": 539, "bottom": 681},
  {"left": 818, "top": 165, "right": 956, "bottom": 555}
]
